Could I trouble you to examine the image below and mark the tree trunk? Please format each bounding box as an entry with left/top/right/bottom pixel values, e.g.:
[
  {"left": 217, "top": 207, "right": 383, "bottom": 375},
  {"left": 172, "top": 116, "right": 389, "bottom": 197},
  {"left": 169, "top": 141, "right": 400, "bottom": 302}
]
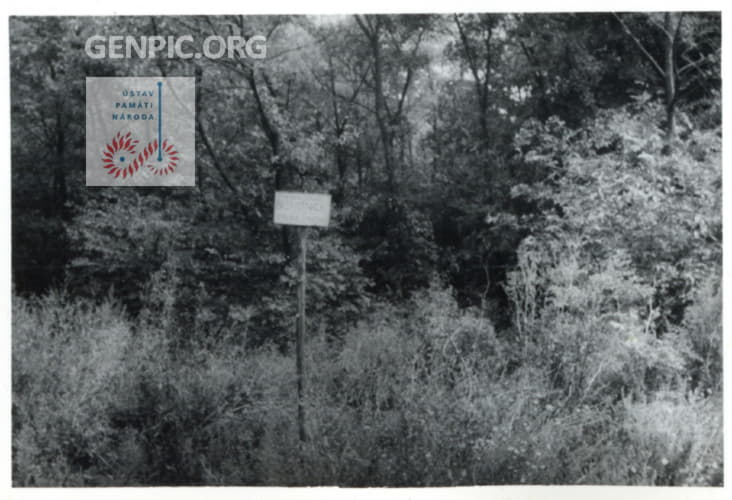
[
  {"left": 663, "top": 12, "right": 677, "bottom": 153},
  {"left": 371, "top": 34, "right": 396, "bottom": 193},
  {"left": 246, "top": 68, "right": 297, "bottom": 258},
  {"left": 356, "top": 15, "right": 397, "bottom": 194},
  {"left": 53, "top": 108, "right": 66, "bottom": 212}
]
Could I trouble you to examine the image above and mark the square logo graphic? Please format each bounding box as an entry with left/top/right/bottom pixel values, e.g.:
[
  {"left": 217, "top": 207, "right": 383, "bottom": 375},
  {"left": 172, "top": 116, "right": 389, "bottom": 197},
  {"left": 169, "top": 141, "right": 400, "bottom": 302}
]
[{"left": 86, "top": 77, "right": 195, "bottom": 186}]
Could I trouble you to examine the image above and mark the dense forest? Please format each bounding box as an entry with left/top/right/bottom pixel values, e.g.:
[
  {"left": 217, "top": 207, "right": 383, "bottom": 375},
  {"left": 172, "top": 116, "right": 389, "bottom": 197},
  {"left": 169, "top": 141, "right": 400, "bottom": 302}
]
[{"left": 10, "top": 13, "right": 722, "bottom": 486}]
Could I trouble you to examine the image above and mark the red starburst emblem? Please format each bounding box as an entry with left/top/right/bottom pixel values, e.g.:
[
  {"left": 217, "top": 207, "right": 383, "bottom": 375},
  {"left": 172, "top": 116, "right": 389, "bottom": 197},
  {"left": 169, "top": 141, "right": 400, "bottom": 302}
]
[
  {"left": 144, "top": 139, "right": 180, "bottom": 176},
  {"left": 102, "top": 132, "right": 139, "bottom": 179}
]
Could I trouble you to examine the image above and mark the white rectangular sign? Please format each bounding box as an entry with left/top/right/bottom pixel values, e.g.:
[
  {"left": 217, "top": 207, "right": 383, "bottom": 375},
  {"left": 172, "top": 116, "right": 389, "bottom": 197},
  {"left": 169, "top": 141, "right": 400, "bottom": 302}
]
[{"left": 274, "top": 191, "right": 331, "bottom": 227}]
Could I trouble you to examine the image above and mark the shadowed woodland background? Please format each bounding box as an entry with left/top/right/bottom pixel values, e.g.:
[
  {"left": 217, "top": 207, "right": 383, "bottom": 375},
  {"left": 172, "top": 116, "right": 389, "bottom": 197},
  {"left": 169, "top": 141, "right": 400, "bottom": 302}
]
[{"left": 10, "top": 13, "right": 722, "bottom": 486}]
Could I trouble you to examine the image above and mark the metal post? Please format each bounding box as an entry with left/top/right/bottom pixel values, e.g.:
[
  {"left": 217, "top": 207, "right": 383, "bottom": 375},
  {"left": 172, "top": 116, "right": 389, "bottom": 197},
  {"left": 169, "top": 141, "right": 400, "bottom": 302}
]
[{"left": 296, "top": 227, "right": 307, "bottom": 443}]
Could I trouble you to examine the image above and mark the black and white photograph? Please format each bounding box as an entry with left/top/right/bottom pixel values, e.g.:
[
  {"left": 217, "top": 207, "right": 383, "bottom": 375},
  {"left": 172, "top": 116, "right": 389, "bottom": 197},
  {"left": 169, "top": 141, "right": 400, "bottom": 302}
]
[{"left": 6, "top": 4, "right": 724, "bottom": 492}]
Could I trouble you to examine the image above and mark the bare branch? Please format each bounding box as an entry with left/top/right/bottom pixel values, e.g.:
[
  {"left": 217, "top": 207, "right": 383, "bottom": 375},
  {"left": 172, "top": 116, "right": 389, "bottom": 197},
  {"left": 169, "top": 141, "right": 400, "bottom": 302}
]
[{"left": 612, "top": 12, "right": 666, "bottom": 79}]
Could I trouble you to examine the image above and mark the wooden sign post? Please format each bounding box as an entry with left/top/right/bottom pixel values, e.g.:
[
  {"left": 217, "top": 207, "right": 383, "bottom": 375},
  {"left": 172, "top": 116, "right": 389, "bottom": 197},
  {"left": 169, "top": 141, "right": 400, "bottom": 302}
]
[
  {"left": 274, "top": 191, "right": 331, "bottom": 443},
  {"left": 296, "top": 226, "right": 307, "bottom": 443}
]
